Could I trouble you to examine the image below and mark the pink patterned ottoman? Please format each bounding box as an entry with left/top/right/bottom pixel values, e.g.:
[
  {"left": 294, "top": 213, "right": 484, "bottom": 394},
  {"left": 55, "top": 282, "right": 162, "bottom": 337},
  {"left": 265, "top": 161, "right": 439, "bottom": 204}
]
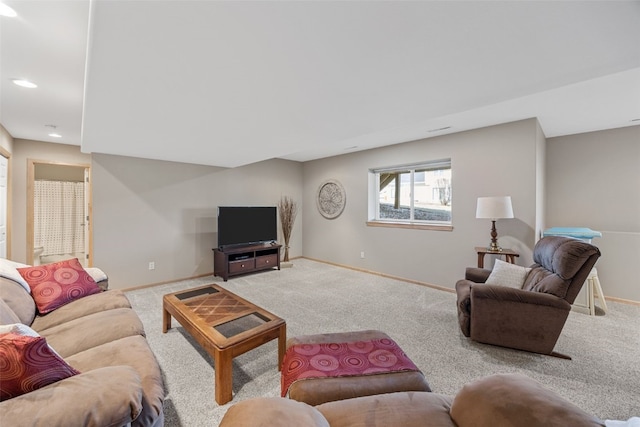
[{"left": 281, "top": 330, "right": 431, "bottom": 406}]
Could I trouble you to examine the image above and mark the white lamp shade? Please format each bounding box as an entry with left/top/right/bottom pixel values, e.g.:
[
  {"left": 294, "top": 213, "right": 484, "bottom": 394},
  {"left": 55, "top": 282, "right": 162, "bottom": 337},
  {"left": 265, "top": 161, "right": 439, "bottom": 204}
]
[{"left": 476, "top": 196, "right": 514, "bottom": 219}]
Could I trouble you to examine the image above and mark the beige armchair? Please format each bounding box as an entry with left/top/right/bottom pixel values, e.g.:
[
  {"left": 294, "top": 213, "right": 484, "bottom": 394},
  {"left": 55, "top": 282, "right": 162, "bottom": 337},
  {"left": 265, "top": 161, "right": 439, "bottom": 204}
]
[{"left": 455, "top": 236, "right": 601, "bottom": 357}]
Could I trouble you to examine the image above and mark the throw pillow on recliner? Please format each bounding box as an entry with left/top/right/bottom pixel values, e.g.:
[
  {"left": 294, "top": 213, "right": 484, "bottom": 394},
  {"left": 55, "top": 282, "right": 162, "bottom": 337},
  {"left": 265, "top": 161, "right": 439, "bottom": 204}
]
[{"left": 484, "top": 259, "right": 531, "bottom": 288}]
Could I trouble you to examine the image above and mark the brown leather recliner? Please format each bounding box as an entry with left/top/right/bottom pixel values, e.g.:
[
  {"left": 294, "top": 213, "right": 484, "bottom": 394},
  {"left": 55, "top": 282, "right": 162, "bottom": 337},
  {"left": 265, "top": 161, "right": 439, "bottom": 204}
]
[{"left": 455, "top": 236, "right": 601, "bottom": 357}]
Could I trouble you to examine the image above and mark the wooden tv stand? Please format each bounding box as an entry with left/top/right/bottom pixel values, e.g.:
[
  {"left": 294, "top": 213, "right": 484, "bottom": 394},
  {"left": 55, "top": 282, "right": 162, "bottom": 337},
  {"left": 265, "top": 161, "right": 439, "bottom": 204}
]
[{"left": 213, "top": 243, "right": 281, "bottom": 281}]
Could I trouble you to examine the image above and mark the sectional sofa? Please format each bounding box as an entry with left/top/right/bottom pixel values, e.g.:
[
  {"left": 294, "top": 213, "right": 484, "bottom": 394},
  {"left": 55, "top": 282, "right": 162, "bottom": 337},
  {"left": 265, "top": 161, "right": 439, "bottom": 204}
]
[
  {"left": 220, "top": 373, "right": 605, "bottom": 427},
  {"left": 0, "top": 261, "right": 164, "bottom": 427}
]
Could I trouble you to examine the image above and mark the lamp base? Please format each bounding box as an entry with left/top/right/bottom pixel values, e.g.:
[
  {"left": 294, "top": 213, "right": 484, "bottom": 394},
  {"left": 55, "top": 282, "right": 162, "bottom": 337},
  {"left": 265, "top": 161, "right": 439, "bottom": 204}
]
[
  {"left": 487, "top": 243, "right": 503, "bottom": 252},
  {"left": 488, "top": 220, "right": 502, "bottom": 252}
]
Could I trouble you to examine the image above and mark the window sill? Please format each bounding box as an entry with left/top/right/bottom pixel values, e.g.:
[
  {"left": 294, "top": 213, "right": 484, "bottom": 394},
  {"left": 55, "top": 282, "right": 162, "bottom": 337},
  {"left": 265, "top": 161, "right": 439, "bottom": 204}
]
[{"left": 366, "top": 221, "right": 453, "bottom": 231}]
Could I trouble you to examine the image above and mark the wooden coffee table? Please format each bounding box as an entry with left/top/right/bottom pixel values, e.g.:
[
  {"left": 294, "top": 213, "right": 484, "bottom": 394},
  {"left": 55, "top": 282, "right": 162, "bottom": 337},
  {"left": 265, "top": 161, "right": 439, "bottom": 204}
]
[{"left": 162, "top": 284, "right": 286, "bottom": 404}]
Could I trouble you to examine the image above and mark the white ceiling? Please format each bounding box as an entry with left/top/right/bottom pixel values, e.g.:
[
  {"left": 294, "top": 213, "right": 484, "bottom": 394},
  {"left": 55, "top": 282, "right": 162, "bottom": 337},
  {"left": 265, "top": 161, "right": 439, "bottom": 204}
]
[{"left": 2, "top": 1, "right": 639, "bottom": 168}]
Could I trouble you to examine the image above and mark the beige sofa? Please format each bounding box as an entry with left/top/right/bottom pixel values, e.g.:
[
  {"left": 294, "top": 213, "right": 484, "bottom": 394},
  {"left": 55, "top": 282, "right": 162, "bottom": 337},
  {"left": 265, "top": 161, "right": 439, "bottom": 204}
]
[
  {"left": 0, "top": 273, "right": 165, "bottom": 427},
  {"left": 220, "top": 373, "right": 605, "bottom": 427}
]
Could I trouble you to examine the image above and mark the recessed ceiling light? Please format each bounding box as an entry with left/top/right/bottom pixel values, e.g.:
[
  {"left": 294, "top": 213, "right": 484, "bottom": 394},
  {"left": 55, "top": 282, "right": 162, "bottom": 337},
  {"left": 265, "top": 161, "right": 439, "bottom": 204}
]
[
  {"left": 12, "top": 79, "right": 37, "bottom": 89},
  {"left": 0, "top": 3, "right": 17, "bottom": 17},
  {"left": 45, "top": 124, "right": 61, "bottom": 138}
]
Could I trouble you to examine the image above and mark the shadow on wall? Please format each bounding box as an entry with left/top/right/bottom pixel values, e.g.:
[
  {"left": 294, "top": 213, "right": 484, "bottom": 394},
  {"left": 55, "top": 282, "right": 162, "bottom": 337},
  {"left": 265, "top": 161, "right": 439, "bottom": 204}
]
[
  {"left": 493, "top": 219, "right": 535, "bottom": 267},
  {"left": 183, "top": 208, "right": 217, "bottom": 274}
]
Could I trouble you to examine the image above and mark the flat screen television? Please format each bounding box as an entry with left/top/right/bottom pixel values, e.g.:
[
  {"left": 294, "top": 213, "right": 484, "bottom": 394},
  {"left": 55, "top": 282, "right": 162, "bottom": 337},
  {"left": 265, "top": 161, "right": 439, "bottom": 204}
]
[{"left": 217, "top": 206, "right": 277, "bottom": 248}]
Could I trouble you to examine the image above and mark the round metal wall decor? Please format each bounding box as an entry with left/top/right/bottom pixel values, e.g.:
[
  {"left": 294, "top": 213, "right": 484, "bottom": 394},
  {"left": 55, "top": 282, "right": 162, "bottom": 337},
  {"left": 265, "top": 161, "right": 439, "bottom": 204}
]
[{"left": 316, "top": 179, "right": 346, "bottom": 219}]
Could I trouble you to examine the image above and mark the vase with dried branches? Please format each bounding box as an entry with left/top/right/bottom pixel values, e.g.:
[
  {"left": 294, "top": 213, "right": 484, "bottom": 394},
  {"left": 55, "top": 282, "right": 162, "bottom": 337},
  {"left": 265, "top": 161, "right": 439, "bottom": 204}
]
[{"left": 278, "top": 196, "right": 298, "bottom": 263}]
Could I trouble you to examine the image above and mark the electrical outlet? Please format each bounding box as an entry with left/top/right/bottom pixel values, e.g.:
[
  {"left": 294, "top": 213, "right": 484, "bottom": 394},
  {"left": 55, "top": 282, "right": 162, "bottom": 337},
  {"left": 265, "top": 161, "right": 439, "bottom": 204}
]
[
  {"left": 360, "top": 251, "right": 365, "bottom": 259},
  {"left": 148, "top": 261, "right": 155, "bottom": 270}
]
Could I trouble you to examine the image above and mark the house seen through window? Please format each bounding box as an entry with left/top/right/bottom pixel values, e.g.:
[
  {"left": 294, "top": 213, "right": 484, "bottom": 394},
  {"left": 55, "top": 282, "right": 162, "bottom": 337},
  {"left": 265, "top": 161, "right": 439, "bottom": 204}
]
[{"left": 370, "top": 159, "right": 451, "bottom": 228}]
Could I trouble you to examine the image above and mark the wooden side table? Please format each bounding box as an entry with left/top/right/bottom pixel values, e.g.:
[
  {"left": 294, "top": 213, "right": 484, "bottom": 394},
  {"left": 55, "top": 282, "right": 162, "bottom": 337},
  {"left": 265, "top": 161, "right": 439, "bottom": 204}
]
[{"left": 475, "top": 247, "right": 520, "bottom": 268}]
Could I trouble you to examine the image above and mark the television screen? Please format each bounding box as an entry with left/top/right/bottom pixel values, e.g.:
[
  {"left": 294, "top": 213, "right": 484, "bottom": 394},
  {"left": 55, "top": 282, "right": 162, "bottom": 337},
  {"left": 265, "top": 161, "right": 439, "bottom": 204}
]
[{"left": 217, "top": 206, "right": 277, "bottom": 248}]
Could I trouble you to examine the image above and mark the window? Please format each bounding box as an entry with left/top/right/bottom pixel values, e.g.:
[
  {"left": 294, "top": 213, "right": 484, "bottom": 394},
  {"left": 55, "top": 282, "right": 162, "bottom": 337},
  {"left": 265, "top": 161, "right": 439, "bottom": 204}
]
[{"left": 368, "top": 159, "right": 452, "bottom": 230}]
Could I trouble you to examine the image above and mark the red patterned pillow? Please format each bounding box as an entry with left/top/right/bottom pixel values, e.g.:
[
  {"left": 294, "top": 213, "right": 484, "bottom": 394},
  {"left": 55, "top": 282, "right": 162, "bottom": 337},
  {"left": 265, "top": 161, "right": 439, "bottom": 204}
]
[
  {"left": 17, "top": 258, "right": 101, "bottom": 314},
  {"left": 0, "top": 332, "right": 80, "bottom": 401}
]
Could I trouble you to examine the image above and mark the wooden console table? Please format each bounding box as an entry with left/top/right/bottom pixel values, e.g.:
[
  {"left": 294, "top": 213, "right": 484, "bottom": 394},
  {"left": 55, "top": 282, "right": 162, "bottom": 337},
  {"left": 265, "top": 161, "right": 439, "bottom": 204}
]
[
  {"left": 213, "top": 243, "right": 281, "bottom": 281},
  {"left": 475, "top": 247, "right": 519, "bottom": 268}
]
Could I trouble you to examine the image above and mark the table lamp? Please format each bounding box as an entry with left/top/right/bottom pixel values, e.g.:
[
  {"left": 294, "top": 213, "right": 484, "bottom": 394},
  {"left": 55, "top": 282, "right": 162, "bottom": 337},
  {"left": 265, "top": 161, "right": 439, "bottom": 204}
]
[{"left": 476, "top": 196, "right": 514, "bottom": 251}]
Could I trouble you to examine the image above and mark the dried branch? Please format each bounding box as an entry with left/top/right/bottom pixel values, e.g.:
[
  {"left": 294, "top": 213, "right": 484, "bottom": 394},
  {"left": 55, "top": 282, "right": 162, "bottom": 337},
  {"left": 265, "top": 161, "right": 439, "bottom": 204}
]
[{"left": 278, "top": 196, "right": 298, "bottom": 262}]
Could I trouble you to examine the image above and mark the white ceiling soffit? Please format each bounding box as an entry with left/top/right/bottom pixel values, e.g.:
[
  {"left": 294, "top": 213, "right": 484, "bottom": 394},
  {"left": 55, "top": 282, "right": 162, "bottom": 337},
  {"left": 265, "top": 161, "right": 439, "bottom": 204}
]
[
  {"left": 4, "top": 1, "right": 639, "bottom": 168},
  {"left": 282, "top": 67, "right": 640, "bottom": 161}
]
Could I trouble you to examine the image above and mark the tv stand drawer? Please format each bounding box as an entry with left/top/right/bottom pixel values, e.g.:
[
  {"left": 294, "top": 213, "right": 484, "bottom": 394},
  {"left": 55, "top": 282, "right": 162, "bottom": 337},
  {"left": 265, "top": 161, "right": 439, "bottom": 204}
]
[
  {"left": 256, "top": 254, "right": 278, "bottom": 269},
  {"left": 229, "top": 259, "right": 256, "bottom": 274}
]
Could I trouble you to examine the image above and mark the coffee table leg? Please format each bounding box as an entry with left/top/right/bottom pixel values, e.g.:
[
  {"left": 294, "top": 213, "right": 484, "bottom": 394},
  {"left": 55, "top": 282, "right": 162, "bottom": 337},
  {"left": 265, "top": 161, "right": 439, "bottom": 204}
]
[
  {"left": 162, "top": 307, "right": 171, "bottom": 333},
  {"left": 214, "top": 348, "right": 233, "bottom": 405},
  {"left": 278, "top": 325, "right": 286, "bottom": 371}
]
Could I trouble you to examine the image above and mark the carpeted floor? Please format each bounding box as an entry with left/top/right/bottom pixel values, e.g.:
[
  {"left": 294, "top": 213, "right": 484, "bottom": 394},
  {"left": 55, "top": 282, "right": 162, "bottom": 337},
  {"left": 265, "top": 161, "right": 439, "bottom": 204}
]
[{"left": 126, "top": 258, "right": 640, "bottom": 426}]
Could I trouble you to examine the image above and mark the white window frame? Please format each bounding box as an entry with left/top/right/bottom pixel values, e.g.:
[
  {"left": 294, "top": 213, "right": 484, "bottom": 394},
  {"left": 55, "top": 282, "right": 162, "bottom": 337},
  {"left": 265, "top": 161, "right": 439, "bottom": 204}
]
[{"left": 367, "top": 158, "right": 453, "bottom": 231}]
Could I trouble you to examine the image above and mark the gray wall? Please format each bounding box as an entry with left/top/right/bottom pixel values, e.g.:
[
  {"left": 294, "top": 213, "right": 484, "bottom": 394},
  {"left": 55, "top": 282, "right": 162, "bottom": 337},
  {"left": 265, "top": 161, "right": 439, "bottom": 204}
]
[
  {"left": 35, "top": 164, "right": 85, "bottom": 182},
  {"left": 546, "top": 126, "right": 640, "bottom": 301},
  {"left": 302, "top": 119, "right": 542, "bottom": 289},
  {"left": 0, "top": 125, "right": 12, "bottom": 154},
  {"left": 92, "top": 154, "right": 303, "bottom": 289},
  {"left": 5, "top": 121, "right": 638, "bottom": 300},
  {"left": 535, "top": 120, "right": 546, "bottom": 240}
]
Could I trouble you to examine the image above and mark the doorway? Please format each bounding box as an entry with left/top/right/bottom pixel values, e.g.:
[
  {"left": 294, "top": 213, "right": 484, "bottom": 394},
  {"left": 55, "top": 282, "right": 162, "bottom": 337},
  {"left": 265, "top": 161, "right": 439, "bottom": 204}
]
[{"left": 27, "top": 160, "right": 92, "bottom": 267}]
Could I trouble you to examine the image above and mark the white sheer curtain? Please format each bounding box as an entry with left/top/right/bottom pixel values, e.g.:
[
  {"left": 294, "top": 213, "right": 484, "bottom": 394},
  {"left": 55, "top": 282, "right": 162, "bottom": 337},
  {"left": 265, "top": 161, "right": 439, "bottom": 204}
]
[{"left": 34, "top": 180, "right": 85, "bottom": 256}]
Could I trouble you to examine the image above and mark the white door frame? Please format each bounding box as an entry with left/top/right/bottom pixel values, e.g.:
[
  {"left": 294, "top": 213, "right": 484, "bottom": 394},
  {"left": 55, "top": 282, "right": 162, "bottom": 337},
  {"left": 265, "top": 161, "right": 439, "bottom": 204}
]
[{"left": 27, "top": 159, "right": 92, "bottom": 266}]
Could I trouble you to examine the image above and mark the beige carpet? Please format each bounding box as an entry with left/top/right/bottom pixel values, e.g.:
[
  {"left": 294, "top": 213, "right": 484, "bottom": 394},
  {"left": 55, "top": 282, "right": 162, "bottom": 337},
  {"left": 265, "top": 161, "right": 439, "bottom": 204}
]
[{"left": 126, "top": 258, "right": 640, "bottom": 426}]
